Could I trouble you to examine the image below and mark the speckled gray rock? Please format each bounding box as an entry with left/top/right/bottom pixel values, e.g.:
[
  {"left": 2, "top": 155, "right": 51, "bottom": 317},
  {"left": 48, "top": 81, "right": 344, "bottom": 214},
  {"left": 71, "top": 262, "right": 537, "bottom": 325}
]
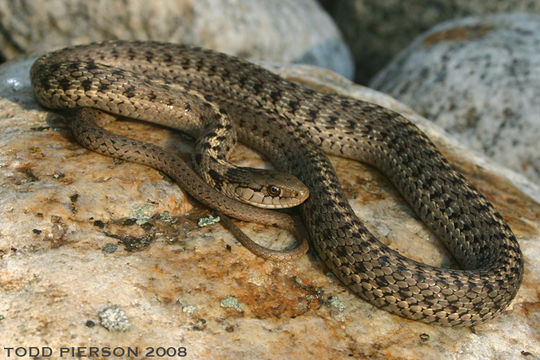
[
  {"left": 320, "top": 0, "right": 540, "bottom": 83},
  {"left": 0, "top": 0, "right": 353, "bottom": 78},
  {"left": 0, "top": 53, "right": 538, "bottom": 359},
  {"left": 370, "top": 14, "right": 540, "bottom": 184}
]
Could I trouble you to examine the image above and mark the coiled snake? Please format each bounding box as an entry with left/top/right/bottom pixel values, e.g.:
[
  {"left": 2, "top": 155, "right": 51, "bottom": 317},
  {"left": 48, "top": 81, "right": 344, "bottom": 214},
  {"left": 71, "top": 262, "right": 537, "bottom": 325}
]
[{"left": 30, "top": 41, "right": 523, "bottom": 326}]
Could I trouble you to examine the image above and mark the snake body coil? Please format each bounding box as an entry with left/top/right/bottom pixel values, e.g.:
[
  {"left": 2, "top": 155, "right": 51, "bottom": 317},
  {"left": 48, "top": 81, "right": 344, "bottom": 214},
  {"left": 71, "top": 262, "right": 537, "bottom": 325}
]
[{"left": 30, "top": 41, "right": 523, "bottom": 326}]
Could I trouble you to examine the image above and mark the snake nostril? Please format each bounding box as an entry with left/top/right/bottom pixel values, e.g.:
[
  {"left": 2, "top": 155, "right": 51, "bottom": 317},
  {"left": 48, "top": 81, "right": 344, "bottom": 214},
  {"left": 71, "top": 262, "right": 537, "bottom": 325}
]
[{"left": 266, "top": 185, "right": 282, "bottom": 197}]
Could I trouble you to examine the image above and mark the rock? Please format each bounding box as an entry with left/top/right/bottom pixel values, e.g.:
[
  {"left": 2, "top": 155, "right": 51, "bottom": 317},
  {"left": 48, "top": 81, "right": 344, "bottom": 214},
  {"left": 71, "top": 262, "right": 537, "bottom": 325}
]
[
  {"left": 320, "top": 0, "right": 540, "bottom": 83},
  {"left": 0, "top": 0, "right": 353, "bottom": 79},
  {"left": 370, "top": 14, "right": 540, "bottom": 184},
  {"left": 0, "top": 51, "right": 538, "bottom": 359}
]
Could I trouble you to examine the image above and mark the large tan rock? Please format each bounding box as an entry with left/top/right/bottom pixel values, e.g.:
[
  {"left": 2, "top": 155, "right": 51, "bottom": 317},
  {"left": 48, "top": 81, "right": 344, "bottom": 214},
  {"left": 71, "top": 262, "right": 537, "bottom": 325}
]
[{"left": 0, "top": 52, "right": 538, "bottom": 359}]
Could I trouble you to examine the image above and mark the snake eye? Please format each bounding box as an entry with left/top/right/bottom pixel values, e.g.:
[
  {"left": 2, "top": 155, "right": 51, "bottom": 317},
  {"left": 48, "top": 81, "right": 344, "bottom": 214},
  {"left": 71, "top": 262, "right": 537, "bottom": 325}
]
[{"left": 266, "top": 185, "right": 282, "bottom": 197}]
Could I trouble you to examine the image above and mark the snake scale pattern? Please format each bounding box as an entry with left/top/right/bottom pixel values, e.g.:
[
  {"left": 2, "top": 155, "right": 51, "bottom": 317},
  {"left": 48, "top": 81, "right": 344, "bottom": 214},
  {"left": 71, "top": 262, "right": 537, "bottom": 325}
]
[{"left": 30, "top": 40, "right": 523, "bottom": 326}]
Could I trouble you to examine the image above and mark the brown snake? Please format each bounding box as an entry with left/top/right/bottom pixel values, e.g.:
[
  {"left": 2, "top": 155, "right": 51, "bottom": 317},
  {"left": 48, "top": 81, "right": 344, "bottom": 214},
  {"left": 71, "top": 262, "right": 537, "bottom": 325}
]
[{"left": 30, "top": 40, "right": 523, "bottom": 326}]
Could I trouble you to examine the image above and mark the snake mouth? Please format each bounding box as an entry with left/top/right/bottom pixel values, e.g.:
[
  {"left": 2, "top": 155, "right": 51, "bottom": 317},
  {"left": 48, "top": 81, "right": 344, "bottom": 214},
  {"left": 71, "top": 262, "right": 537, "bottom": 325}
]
[
  {"left": 266, "top": 184, "right": 310, "bottom": 207},
  {"left": 267, "top": 183, "right": 310, "bottom": 208},
  {"left": 230, "top": 168, "right": 310, "bottom": 209},
  {"left": 235, "top": 184, "right": 310, "bottom": 209}
]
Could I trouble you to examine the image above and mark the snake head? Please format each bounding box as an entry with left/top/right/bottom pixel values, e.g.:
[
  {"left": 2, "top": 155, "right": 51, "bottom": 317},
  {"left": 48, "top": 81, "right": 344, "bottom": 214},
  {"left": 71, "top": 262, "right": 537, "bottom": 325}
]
[{"left": 231, "top": 168, "right": 309, "bottom": 209}]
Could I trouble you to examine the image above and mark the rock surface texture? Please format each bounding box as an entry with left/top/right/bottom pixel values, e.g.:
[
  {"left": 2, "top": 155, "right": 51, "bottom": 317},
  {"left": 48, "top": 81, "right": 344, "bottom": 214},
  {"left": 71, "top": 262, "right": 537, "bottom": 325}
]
[
  {"left": 0, "top": 0, "right": 353, "bottom": 79},
  {"left": 0, "top": 53, "right": 538, "bottom": 359},
  {"left": 319, "top": 0, "right": 540, "bottom": 83},
  {"left": 371, "top": 14, "right": 540, "bottom": 184}
]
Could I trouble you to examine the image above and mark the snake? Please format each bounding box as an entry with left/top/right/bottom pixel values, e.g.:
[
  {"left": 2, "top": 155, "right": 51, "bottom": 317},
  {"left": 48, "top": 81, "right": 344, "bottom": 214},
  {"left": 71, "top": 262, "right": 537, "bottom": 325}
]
[{"left": 30, "top": 40, "right": 523, "bottom": 326}]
